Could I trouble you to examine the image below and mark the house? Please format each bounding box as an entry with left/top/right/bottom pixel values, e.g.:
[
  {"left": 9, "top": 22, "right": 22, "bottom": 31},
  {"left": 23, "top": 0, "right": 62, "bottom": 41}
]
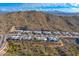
[
  {"left": 34, "top": 36, "right": 47, "bottom": 41},
  {"left": 21, "top": 35, "right": 27, "bottom": 40},
  {"left": 19, "top": 35, "right": 32, "bottom": 40},
  {"left": 32, "top": 31, "right": 42, "bottom": 34},
  {"left": 52, "top": 31, "right": 61, "bottom": 35},
  {"left": 72, "top": 32, "right": 79, "bottom": 35},
  {"left": 47, "top": 36, "right": 60, "bottom": 42},
  {"left": 42, "top": 31, "right": 52, "bottom": 35},
  {"left": 61, "top": 32, "right": 67, "bottom": 35},
  {"left": 23, "top": 31, "right": 32, "bottom": 34},
  {"left": 63, "top": 32, "right": 71, "bottom": 36},
  {"left": 8, "top": 35, "right": 21, "bottom": 40}
]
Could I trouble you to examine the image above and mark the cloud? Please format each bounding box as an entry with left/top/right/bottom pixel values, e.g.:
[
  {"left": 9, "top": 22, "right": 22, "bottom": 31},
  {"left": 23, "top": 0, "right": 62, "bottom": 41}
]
[
  {"left": 0, "top": 3, "right": 79, "bottom": 12},
  {"left": 54, "top": 8, "right": 79, "bottom": 13}
]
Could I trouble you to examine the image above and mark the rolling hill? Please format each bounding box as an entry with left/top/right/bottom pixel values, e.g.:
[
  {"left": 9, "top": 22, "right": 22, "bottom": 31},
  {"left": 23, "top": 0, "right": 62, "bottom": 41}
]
[{"left": 0, "top": 11, "right": 79, "bottom": 33}]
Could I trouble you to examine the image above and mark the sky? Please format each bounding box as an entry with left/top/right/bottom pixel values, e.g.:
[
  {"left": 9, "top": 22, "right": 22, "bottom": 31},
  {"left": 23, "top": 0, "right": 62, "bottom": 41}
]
[{"left": 0, "top": 3, "right": 79, "bottom": 13}]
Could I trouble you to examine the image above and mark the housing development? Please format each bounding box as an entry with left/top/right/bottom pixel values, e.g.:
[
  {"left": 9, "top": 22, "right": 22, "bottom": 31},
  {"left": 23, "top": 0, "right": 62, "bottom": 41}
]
[
  {"left": 5, "top": 26, "right": 79, "bottom": 42},
  {"left": 0, "top": 26, "right": 79, "bottom": 54}
]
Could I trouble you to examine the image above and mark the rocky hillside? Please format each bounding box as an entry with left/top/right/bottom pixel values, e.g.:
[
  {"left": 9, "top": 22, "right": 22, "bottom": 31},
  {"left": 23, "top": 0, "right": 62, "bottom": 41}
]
[{"left": 0, "top": 11, "right": 79, "bottom": 33}]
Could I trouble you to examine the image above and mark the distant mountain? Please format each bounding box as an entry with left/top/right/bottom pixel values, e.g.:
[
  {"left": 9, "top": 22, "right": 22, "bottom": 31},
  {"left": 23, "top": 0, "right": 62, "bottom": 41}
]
[
  {"left": 45, "top": 10, "right": 79, "bottom": 16},
  {"left": 0, "top": 10, "right": 79, "bottom": 16}
]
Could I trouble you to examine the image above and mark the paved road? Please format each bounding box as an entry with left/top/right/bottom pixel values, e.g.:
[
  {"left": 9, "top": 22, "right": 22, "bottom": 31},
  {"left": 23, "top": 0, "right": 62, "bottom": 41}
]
[
  {"left": 7, "top": 34, "right": 79, "bottom": 39},
  {"left": 0, "top": 34, "right": 7, "bottom": 55}
]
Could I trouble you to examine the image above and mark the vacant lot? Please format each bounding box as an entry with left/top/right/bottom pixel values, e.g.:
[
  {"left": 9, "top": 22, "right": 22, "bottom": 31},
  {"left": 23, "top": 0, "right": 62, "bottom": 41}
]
[{"left": 4, "top": 39, "right": 79, "bottom": 56}]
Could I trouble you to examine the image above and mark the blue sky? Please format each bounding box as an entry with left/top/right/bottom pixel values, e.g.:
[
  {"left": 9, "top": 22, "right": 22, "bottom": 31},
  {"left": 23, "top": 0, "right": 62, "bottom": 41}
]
[{"left": 0, "top": 3, "right": 79, "bottom": 13}]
